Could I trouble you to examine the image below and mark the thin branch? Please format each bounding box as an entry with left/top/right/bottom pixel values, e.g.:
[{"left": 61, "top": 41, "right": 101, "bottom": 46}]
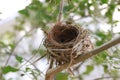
[
  {"left": 18, "top": 37, "right": 45, "bottom": 69},
  {"left": 20, "top": 57, "right": 45, "bottom": 78},
  {"left": 4, "top": 29, "right": 34, "bottom": 66},
  {"left": 31, "top": 53, "right": 47, "bottom": 64},
  {"left": 73, "top": 61, "right": 85, "bottom": 71},
  {"left": 58, "top": 0, "right": 64, "bottom": 22},
  {"left": 94, "top": 76, "right": 120, "bottom": 80},
  {"left": 46, "top": 36, "right": 120, "bottom": 79}
]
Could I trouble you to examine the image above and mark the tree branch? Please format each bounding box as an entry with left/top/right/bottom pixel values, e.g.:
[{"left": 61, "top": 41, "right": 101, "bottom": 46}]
[
  {"left": 46, "top": 36, "right": 120, "bottom": 79},
  {"left": 58, "top": 0, "right": 64, "bottom": 22}
]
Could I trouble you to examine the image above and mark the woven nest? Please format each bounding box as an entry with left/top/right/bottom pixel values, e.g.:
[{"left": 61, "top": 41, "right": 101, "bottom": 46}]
[{"left": 44, "top": 23, "right": 93, "bottom": 67}]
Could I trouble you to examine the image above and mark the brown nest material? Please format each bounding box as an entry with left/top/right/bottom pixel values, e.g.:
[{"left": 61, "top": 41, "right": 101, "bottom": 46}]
[{"left": 44, "top": 23, "right": 93, "bottom": 67}]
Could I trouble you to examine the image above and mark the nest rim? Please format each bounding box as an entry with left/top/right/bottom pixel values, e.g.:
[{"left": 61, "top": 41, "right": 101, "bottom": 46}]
[{"left": 48, "top": 24, "right": 80, "bottom": 46}]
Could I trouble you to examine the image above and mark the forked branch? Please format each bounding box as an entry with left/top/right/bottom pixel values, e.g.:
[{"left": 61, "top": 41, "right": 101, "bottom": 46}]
[{"left": 45, "top": 36, "right": 120, "bottom": 80}]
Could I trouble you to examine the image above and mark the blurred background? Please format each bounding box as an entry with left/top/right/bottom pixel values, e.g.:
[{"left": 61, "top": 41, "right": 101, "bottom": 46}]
[{"left": 0, "top": 0, "right": 120, "bottom": 80}]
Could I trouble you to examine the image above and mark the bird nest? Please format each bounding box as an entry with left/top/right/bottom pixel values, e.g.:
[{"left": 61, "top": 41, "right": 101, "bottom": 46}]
[{"left": 44, "top": 23, "right": 93, "bottom": 67}]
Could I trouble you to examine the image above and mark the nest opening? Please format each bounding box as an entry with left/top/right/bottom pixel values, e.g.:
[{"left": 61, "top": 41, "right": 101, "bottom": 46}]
[{"left": 53, "top": 26, "right": 79, "bottom": 44}]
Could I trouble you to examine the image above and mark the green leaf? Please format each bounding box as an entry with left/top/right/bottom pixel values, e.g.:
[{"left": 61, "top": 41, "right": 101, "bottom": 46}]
[
  {"left": 9, "top": 43, "right": 15, "bottom": 49},
  {"left": 95, "top": 30, "right": 112, "bottom": 46},
  {"left": 15, "top": 55, "right": 23, "bottom": 63},
  {"left": 0, "top": 41, "right": 6, "bottom": 47},
  {"left": 14, "top": 25, "right": 24, "bottom": 31},
  {"left": 25, "top": 67, "right": 31, "bottom": 72},
  {"left": 105, "top": 4, "right": 116, "bottom": 23},
  {"left": 56, "top": 72, "right": 68, "bottom": 80},
  {"left": 94, "top": 51, "right": 107, "bottom": 64},
  {"left": 64, "top": 5, "right": 74, "bottom": 12},
  {"left": 101, "top": 0, "right": 108, "bottom": 4},
  {"left": 83, "top": 65, "right": 94, "bottom": 75},
  {"left": 109, "top": 70, "right": 118, "bottom": 76},
  {"left": 2, "top": 66, "right": 19, "bottom": 74},
  {"left": 103, "top": 65, "right": 108, "bottom": 73},
  {"left": 38, "top": 48, "right": 45, "bottom": 55},
  {"left": 19, "top": 9, "right": 29, "bottom": 17}
]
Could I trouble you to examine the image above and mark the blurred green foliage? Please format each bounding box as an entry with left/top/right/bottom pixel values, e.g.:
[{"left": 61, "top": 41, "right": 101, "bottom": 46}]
[{"left": 0, "top": 0, "right": 120, "bottom": 80}]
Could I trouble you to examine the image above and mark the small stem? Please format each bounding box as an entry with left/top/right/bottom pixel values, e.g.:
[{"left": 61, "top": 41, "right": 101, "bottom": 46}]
[{"left": 58, "top": 0, "right": 64, "bottom": 22}]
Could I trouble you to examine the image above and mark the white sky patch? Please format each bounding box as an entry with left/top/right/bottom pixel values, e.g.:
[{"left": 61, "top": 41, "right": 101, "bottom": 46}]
[
  {"left": 100, "top": 4, "right": 108, "bottom": 16},
  {"left": 113, "top": 6, "right": 120, "bottom": 21},
  {"left": 0, "top": 0, "right": 31, "bottom": 19},
  {"left": 99, "top": 23, "right": 111, "bottom": 32},
  {"left": 99, "top": 5, "right": 120, "bottom": 33},
  {"left": 39, "top": 0, "right": 45, "bottom": 3},
  {"left": 113, "top": 6, "right": 120, "bottom": 33},
  {"left": 113, "top": 23, "right": 120, "bottom": 33}
]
